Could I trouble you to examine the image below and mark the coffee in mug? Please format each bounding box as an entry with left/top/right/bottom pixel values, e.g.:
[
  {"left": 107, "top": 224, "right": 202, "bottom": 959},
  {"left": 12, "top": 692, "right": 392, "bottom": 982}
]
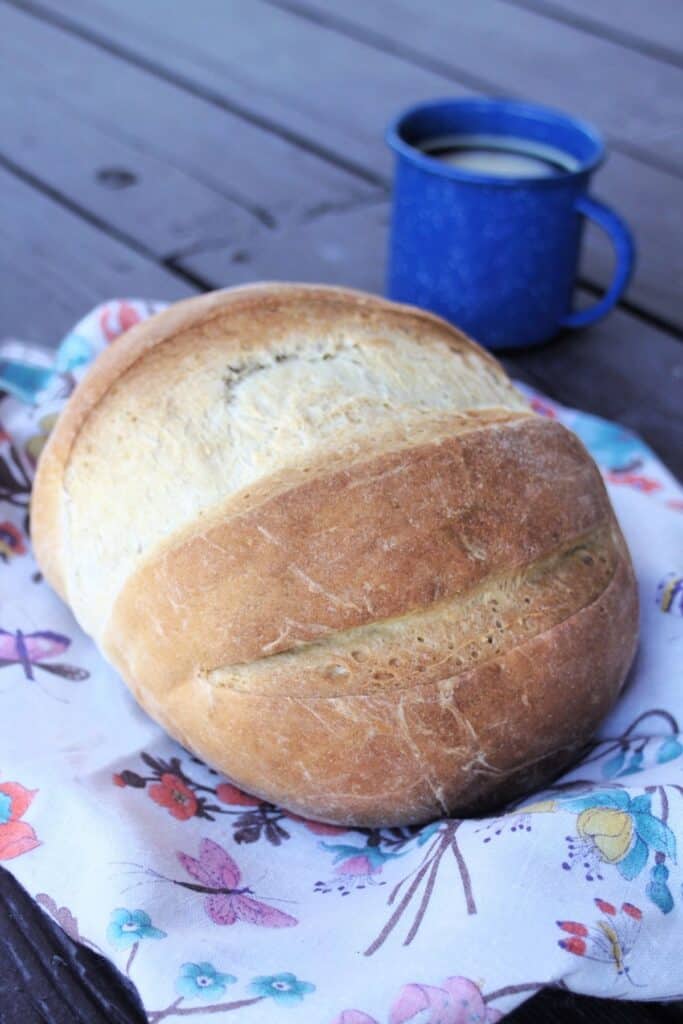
[{"left": 418, "top": 134, "right": 579, "bottom": 179}]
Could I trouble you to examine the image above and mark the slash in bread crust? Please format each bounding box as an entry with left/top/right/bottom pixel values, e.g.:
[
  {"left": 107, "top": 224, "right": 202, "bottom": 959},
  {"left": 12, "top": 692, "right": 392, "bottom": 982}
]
[{"left": 31, "top": 284, "right": 638, "bottom": 825}]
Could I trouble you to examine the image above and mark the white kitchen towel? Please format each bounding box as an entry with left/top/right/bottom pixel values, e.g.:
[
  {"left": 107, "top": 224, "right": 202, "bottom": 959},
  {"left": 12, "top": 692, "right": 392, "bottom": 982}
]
[{"left": 0, "top": 300, "right": 681, "bottom": 1024}]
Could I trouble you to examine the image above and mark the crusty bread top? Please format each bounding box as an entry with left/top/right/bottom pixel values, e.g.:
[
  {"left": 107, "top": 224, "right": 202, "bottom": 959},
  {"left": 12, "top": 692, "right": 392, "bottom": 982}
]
[{"left": 31, "top": 284, "right": 528, "bottom": 641}]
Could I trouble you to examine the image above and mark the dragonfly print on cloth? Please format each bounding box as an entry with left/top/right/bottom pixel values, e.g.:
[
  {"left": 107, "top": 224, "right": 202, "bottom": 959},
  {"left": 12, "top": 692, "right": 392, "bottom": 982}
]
[
  {"left": 135, "top": 837, "right": 298, "bottom": 928},
  {"left": 558, "top": 897, "right": 643, "bottom": 987},
  {"left": 0, "top": 629, "right": 89, "bottom": 683}
]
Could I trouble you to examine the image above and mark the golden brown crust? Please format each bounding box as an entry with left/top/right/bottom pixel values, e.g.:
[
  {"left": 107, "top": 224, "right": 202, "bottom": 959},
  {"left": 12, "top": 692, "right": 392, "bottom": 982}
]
[
  {"left": 105, "top": 415, "right": 612, "bottom": 687},
  {"left": 30, "top": 284, "right": 640, "bottom": 825},
  {"left": 112, "top": 536, "right": 637, "bottom": 826},
  {"left": 31, "top": 283, "right": 508, "bottom": 596},
  {"left": 206, "top": 523, "right": 620, "bottom": 699}
]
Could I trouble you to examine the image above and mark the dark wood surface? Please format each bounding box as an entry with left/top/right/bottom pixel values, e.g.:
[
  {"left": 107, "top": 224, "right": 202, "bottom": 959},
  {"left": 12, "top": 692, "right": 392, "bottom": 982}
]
[
  {"left": 0, "top": 1, "right": 681, "bottom": 1021},
  {"left": 13, "top": 0, "right": 683, "bottom": 328},
  {"left": 505, "top": 0, "right": 683, "bottom": 61}
]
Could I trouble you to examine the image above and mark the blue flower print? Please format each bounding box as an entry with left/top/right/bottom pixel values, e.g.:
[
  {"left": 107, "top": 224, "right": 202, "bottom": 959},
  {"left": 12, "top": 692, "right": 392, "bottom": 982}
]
[
  {"left": 55, "top": 332, "right": 93, "bottom": 374},
  {"left": 0, "top": 791, "right": 12, "bottom": 824},
  {"left": 657, "top": 737, "right": 683, "bottom": 764},
  {"left": 176, "top": 962, "right": 236, "bottom": 1001},
  {"left": 416, "top": 821, "right": 442, "bottom": 846},
  {"left": 249, "top": 972, "right": 316, "bottom": 1006},
  {"left": 600, "top": 734, "right": 683, "bottom": 780},
  {"left": 568, "top": 413, "right": 650, "bottom": 472},
  {"left": 561, "top": 789, "right": 676, "bottom": 880},
  {"left": 106, "top": 908, "right": 166, "bottom": 950}
]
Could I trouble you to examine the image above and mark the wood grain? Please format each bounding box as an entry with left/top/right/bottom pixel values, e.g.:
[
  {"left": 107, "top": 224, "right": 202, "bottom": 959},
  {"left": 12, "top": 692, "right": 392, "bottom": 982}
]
[
  {"left": 0, "top": 71, "right": 263, "bottom": 261},
  {"left": 25, "top": 0, "right": 683, "bottom": 171},
  {"left": 265, "top": 0, "right": 683, "bottom": 171},
  {"left": 502, "top": 0, "right": 683, "bottom": 64},
  {"left": 0, "top": 867, "right": 147, "bottom": 1023},
  {"left": 0, "top": 164, "right": 197, "bottom": 345},
  {"left": 12, "top": 0, "right": 683, "bottom": 330},
  {"left": 0, "top": 3, "right": 375, "bottom": 251}
]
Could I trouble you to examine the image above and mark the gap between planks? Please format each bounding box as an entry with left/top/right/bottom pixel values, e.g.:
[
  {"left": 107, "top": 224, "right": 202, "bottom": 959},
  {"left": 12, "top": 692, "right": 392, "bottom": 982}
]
[
  {"left": 500, "top": 0, "right": 683, "bottom": 70},
  {"left": 4, "top": 0, "right": 682, "bottom": 344},
  {"left": 2, "top": 0, "right": 385, "bottom": 190},
  {"left": 0, "top": 152, "right": 214, "bottom": 294},
  {"left": 263, "top": 0, "right": 683, "bottom": 180}
]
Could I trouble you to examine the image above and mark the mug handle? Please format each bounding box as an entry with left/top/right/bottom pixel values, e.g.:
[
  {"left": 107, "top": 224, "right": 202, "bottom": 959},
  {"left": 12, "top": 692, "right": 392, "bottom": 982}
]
[{"left": 561, "top": 195, "right": 636, "bottom": 329}]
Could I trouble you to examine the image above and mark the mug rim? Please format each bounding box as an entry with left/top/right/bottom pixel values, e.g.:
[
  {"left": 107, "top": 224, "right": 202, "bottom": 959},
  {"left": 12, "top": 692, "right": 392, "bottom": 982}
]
[{"left": 386, "top": 96, "right": 605, "bottom": 186}]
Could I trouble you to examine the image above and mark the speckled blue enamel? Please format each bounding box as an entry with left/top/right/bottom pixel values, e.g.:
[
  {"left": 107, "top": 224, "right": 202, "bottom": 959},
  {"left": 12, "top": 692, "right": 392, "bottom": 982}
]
[{"left": 386, "top": 98, "right": 635, "bottom": 350}]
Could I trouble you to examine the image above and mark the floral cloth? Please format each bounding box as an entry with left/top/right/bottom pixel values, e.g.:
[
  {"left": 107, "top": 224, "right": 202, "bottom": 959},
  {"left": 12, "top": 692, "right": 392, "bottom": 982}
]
[{"left": 1, "top": 300, "right": 682, "bottom": 1023}]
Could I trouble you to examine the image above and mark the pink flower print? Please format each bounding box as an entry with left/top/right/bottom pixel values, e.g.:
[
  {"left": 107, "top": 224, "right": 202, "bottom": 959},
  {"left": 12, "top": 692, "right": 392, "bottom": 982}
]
[
  {"left": 336, "top": 853, "right": 381, "bottom": 878},
  {"left": 529, "top": 395, "right": 558, "bottom": 419},
  {"left": 331, "top": 1012, "right": 379, "bottom": 1024},
  {"left": 390, "top": 976, "right": 501, "bottom": 1024},
  {"left": 605, "top": 471, "right": 661, "bottom": 493},
  {"left": 99, "top": 301, "right": 144, "bottom": 343},
  {"left": 316, "top": 841, "right": 401, "bottom": 895}
]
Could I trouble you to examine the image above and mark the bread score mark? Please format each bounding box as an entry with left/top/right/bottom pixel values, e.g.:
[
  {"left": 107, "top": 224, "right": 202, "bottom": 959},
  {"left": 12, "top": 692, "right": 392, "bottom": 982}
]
[{"left": 206, "top": 524, "right": 621, "bottom": 697}]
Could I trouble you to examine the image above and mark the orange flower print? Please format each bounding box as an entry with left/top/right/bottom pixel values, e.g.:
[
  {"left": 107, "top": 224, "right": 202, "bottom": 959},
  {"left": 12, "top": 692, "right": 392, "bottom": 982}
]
[
  {"left": 149, "top": 773, "right": 198, "bottom": 821},
  {"left": 0, "top": 780, "right": 40, "bottom": 860},
  {"left": 215, "top": 782, "right": 260, "bottom": 807}
]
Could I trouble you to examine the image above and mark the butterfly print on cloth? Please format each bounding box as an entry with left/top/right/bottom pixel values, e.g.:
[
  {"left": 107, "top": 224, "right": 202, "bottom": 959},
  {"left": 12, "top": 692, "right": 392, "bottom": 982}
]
[
  {"left": 558, "top": 897, "right": 643, "bottom": 983},
  {"left": 0, "top": 629, "right": 89, "bottom": 681},
  {"left": 176, "top": 838, "right": 298, "bottom": 928}
]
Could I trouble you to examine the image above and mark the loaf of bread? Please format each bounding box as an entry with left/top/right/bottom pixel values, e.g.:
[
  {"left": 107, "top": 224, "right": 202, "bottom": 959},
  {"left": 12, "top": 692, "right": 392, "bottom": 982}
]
[{"left": 31, "top": 284, "right": 638, "bottom": 826}]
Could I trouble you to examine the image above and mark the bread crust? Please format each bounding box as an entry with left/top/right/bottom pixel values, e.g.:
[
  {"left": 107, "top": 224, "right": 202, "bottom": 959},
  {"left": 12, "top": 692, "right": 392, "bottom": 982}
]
[
  {"left": 109, "top": 537, "right": 637, "bottom": 826},
  {"left": 30, "top": 284, "right": 639, "bottom": 825},
  {"left": 105, "top": 416, "right": 613, "bottom": 681},
  {"left": 31, "top": 283, "right": 509, "bottom": 598}
]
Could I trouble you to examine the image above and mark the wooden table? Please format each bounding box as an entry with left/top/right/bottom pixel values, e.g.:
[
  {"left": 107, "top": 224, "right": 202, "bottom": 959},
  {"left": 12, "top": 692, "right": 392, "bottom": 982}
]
[{"left": 0, "top": 1, "right": 681, "bottom": 1020}]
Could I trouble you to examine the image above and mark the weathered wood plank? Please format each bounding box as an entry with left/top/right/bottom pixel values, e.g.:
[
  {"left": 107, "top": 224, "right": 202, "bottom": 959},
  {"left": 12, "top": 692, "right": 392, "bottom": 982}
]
[
  {"left": 183, "top": 200, "right": 391, "bottom": 293},
  {"left": 26, "top": 0, "right": 683, "bottom": 171},
  {"left": 503, "top": 0, "right": 683, "bottom": 64},
  {"left": 1, "top": 867, "right": 147, "bottom": 1023},
  {"left": 9, "top": 0, "right": 452, "bottom": 178},
  {"left": 0, "top": 3, "right": 373, "bottom": 252},
  {"left": 583, "top": 152, "right": 683, "bottom": 331},
  {"left": 14, "top": 0, "right": 683, "bottom": 331},
  {"left": 262, "top": 0, "right": 683, "bottom": 328},
  {"left": 182, "top": 199, "right": 682, "bottom": 477},
  {"left": 0, "top": 75, "right": 263, "bottom": 260},
  {"left": 183, "top": 148, "right": 683, "bottom": 334},
  {"left": 266, "top": 0, "right": 683, "bottom": 171},
  {"left": 503, "top": 315, "right": 683, "bottom": 482},
  {"left": 0, "top": 165, "right": 196, "bottom": 344}
]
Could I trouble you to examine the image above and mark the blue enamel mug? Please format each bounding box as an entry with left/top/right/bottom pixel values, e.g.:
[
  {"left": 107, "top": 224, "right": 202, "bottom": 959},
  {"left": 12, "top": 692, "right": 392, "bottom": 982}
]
[{"left": 386, "top": 97, "right": 635, "bottom": 350}]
